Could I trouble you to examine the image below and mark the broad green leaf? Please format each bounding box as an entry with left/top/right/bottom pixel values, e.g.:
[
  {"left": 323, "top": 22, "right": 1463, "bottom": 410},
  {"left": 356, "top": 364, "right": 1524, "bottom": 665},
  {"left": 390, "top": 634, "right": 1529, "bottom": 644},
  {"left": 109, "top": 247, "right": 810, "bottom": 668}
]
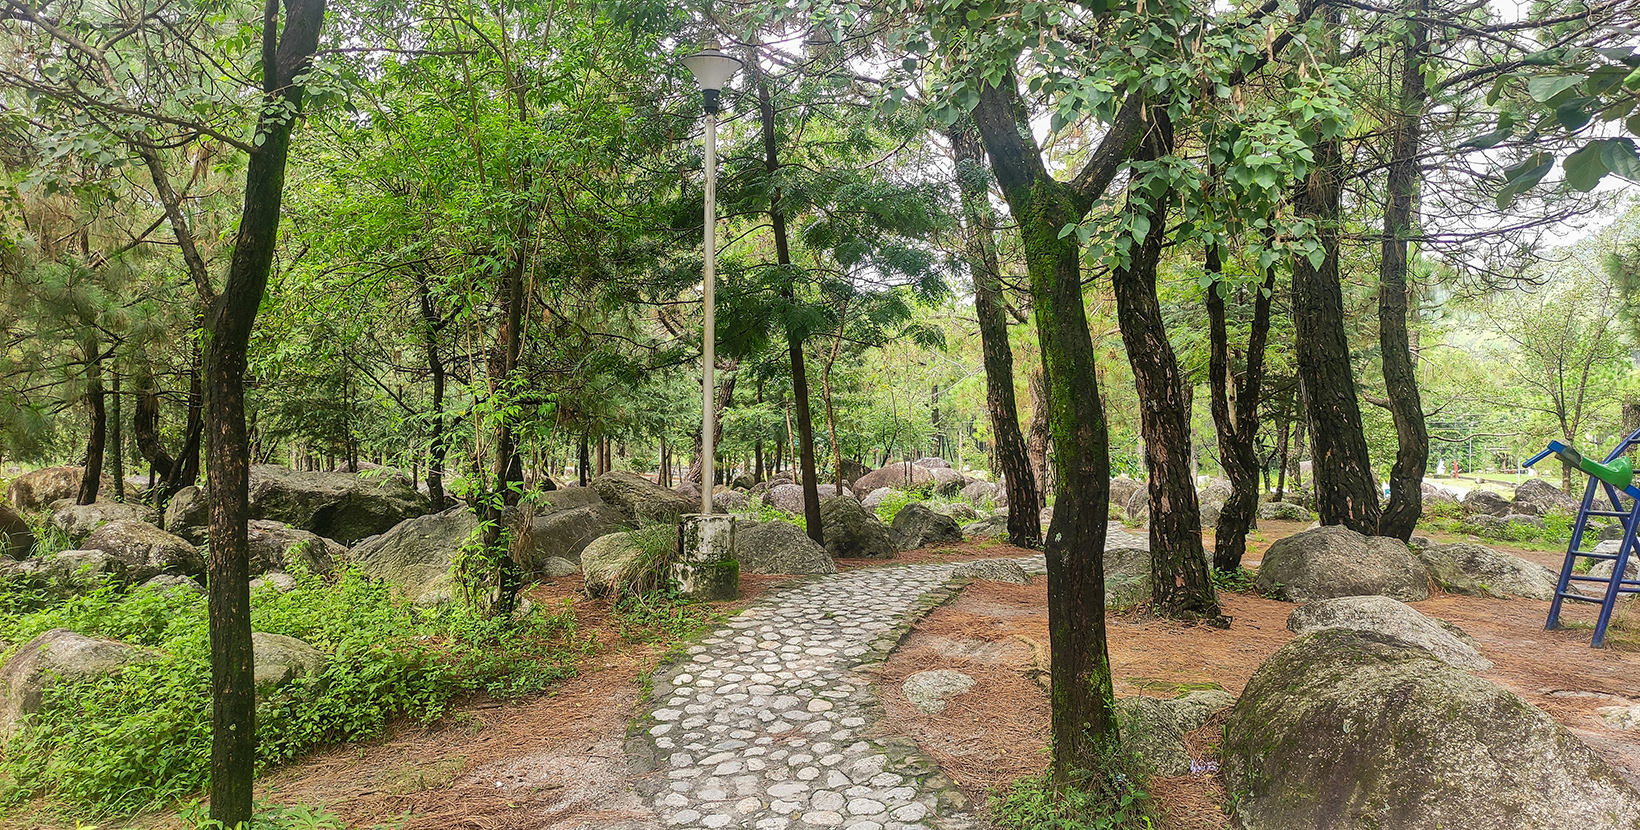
[
  {"left": 1562, "top": 142, "right": 1608, "bottom": 191},
  {"left": 1527, "top": 75, "right": 1583, "bottom": 103},
  {"left": 1601, "top": 139, "right": 1640, "bottom": 181}
]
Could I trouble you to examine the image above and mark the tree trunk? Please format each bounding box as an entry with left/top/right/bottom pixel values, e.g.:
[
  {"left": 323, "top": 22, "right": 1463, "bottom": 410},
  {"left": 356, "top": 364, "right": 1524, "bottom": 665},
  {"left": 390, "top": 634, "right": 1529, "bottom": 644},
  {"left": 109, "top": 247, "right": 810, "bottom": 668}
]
[
  {"left": 949, "top": 118, "right": 1040, "bottom": 547},
  {"left": 1206, "top": 244, "right": 1277, "bottom": 573},
  {"left": 1274, "top": 417, "right": 1290, "bottom": 502},
  {"left": 972, "top": 73, "right": 1118, "bottom": 779},
  {"left": 201, "top": 2, "right": 326, "bottom": 824},
  {"left": 1108, "top": 115, "right": 1217, "bottom": 619},
  {"left": 164, "top": 346, "right": 205, "bottom": 502},
  {"left": 77, "top": 349, "right": 106, "bottom": 505},
  {"left": 416, "top": 271, "right": 449, "bottom": 511},
  {"left": 133, "top": 379, "right": 177, "bottom": 483},
  {"left": 1027, "top": 368, "right": 1052, "bottom": 509},
  {"left": 110, "top": 373, "right": 124, "bottom": 501},
  {"left": 1377, "top": 1, "right": 1431, "bottom": 542},
  {"left": 689, "top": 367, "right": 737, "bottom": 486},
  {"left": 478, "top": 246, "right": 527, "bottom": 618},
  {"left": 1292, "top": 109, "right": 1379, "bottom": 533},
  {"left": 758, "top": 74, "right": 824, "bottom": 544}
]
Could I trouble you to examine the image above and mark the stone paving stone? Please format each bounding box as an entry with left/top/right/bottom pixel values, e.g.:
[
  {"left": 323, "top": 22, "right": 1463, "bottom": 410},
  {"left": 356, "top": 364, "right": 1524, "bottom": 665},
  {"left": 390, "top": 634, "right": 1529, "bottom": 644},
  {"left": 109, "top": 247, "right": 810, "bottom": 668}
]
[{"left": 635, "top": 557, "right": 1043, "bottom": 829}]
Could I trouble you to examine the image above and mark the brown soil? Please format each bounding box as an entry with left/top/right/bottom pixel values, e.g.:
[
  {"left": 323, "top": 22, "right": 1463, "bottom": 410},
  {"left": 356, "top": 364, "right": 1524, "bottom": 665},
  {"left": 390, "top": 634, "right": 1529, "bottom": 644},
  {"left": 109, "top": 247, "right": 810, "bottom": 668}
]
[{"left": 878, "top": 536, "right": 1640, "bottom": 830}]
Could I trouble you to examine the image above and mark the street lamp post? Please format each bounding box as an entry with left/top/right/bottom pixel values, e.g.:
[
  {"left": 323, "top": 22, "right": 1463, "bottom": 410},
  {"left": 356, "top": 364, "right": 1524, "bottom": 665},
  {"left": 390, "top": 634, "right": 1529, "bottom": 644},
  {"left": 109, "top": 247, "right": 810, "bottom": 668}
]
[
  {"left": 683, "top": 43, "right": 741, "bottom": 515},
  {"left": 672, "top": 43, "right": 743, "bottom": 603}
]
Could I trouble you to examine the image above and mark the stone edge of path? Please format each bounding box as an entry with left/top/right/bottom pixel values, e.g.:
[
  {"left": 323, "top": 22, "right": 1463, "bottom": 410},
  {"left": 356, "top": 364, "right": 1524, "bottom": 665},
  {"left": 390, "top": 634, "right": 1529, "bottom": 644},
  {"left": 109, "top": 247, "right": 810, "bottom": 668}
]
[{"left": 622, "top": 558, "right": 1046, "bottom": 826}]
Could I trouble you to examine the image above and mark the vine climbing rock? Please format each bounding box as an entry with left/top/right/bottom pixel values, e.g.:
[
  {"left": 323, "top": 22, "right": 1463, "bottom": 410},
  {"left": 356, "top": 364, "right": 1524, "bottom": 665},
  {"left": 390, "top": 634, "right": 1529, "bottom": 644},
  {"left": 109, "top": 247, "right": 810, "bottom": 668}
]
[{"left": 631, "top": 557, "right": 1046, "bottom": 830}]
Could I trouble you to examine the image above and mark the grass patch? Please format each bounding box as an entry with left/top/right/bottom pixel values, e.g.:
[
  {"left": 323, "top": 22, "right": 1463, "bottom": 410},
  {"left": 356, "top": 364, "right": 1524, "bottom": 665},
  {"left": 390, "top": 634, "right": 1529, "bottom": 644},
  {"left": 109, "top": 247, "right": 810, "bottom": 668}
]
[
  {"left": 0, "top": 566, "right": 591, "bottom": 819},
  {"left": 1210, "top": 566, "right": 1258, "bottom": 595},
  {"left": 989, "top": 745, "right": 1158, "bottom": 830}
]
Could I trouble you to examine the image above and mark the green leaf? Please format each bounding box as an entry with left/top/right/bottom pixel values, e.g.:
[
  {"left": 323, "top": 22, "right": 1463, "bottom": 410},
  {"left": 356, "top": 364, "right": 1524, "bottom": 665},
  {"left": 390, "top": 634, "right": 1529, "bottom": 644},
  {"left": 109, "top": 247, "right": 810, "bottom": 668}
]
[
  {"left": 1496, "top": 153, "right": 1555, "bottom": 208},
  {"left": 1131, "top": 214, "right": 1151, "bottom": 243},
  {"left": 1527, "top": 75, "right": 1583, "bottom": 103},
  {"left": 1600, "top": 138, "right": 1640, "bottom": 181},
  {"left": 1555, "top": 97, "right": 1596, "bottom": 131},
  {"left": 1563, "top": 142, "right": 1608, "bottom": 191},
  {"left": 1058, "top": 223, "right": 1078, "bottom": 240}
]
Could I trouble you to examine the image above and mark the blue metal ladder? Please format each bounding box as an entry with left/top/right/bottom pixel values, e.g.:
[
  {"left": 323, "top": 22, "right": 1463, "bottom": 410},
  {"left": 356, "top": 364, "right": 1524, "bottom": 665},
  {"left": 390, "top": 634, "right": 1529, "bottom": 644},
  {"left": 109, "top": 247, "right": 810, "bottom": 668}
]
[{"left": 1528, "top": 428, "right": 1640, "bottom": 647}]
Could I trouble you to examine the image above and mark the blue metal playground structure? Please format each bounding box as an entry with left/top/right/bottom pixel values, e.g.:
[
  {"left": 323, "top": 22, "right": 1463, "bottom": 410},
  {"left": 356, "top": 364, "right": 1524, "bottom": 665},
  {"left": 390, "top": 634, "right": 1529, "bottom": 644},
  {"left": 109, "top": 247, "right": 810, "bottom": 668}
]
[{"left": 1524, "top": 432, "right": 1640, "bottom": 647}]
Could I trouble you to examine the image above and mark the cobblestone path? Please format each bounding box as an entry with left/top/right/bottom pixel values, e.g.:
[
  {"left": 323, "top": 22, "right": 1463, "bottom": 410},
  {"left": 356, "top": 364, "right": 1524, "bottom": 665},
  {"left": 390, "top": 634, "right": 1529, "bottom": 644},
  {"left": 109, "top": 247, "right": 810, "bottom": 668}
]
[{"left": 631, "top": 556, "right": 1046, "bottom": 830}]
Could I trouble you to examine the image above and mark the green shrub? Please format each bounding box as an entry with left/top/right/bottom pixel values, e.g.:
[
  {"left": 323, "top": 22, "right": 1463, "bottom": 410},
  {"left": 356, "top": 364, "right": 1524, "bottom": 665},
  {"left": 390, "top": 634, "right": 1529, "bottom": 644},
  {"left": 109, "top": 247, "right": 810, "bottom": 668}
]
[
  {"left": 0, "top": 568, "right": 589, "bottom": 818},
  {"left": 750, "top": 496, "right": 804, "bottom": 530},
  {"left": 875, "top": 489, "right": 926, "bottom": 524}
]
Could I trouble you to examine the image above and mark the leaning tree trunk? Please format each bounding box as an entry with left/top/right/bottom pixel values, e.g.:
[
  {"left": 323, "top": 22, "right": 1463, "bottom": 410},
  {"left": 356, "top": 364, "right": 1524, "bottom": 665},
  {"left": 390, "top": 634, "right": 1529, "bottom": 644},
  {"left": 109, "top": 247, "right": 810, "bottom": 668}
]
[
  {"left": 199, "top": 2, "right": 326, "bottom": 825},
  {"left": 949, "top": 118, "right": 1040, "bottom": 547},
  {"left": 77, "top": 348, "right": 106, "bottom": 505},
  {"left": 1206, "top": 244, "right": 1277, "bottom": 573},
  {"left": 1377, "top": 0, "right": 1430, "bottom": 542},
  {"left": 1292, "top": 131, "right": 1379, "bottom": 533},
  {"left": 757, "top": 73, "right": 824, "bottom": 544},
  {"left": 1109, "top": 115, "right": 1217, "bottom": 620}
]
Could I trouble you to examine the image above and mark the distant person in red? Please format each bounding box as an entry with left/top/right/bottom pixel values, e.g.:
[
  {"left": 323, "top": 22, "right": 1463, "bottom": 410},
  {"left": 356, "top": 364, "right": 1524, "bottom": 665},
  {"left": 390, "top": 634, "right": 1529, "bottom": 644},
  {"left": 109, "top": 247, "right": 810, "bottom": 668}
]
[{"left": 1453, "top": 461, "right": 1461, "bottom": 479}]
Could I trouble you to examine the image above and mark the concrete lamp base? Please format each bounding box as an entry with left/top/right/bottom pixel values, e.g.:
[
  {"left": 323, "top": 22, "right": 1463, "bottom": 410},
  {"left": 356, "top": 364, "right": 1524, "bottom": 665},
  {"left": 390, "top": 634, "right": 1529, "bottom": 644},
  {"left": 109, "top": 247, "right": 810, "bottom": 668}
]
[{"left": 675, "top": 514, "right": 739, "bottom": 601}]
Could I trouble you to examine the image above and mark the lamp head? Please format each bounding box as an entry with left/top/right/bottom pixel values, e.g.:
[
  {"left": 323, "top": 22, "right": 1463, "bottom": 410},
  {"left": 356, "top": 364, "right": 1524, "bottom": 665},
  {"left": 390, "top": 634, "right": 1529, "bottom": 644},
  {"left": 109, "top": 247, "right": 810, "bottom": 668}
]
[{"left": 682, "top": 42, "right": 741, "bottom": 114}]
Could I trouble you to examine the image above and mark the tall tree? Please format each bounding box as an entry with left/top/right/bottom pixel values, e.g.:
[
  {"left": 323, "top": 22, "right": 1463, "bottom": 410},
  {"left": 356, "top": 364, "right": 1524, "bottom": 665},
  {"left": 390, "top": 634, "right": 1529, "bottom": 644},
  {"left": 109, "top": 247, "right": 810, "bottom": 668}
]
[
  {"left": 1377, "top": 0, "right": 1431, "bottom": 541},
  {"left": 948, "top": 119, "right": 1041, "bottom": 547}
]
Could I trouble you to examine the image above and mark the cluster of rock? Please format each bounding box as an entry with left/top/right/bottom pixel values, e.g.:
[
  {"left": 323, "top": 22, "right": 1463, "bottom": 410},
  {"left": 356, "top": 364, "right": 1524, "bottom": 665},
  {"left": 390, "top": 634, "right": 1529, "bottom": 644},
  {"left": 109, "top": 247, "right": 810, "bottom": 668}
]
[
  {"left": 1253, "top": 525, "right": 1559, "bottom": 603},
  {"left": 1454, "top": 478, "right": 1581, "bottom": 540}
]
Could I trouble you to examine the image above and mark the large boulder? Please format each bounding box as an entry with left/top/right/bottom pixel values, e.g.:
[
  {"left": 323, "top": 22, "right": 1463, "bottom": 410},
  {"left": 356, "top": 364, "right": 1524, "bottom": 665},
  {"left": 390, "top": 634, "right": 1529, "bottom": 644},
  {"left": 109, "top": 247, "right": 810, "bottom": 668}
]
[
  {"left": 1414, "top": 542, "right": 1559, "bottom": 601},
  {"left": 6, "top": 467, "right": 113, "bottom": 512},
  {"left": 1512, "top": 478, "right": 1579, "bottom": 516},
  {"left": 1, "top": 629, "right": 155, "bottom": 738},
  {"left": 850, "top": 462, "right": 935, "bottom": 497},
  {"left": 959, "top": 480, "right": 998, "bottom": 507},
  {"left": 252, "top": 632, "right": 328, "bottom": 688},
  {"left": 349, "top": 506, "right": 477, "bottom": 605},
  {"left": 81, "top": 520, "right": 204, "bottom": 582},
  {"left": 860, "top": 487, "right": 895, "bottom": 512},
  {"left": 163, "top": 485, "right": 210, "bottom": 544},
  {"left": 0, "top": 503, "right": 34, "bottom": 559},
  {"left": 49, "top": 501, "right": 160, "bottom": 542},
  {"left": 590, "top": 471, "right": 693, "bottom": 526},
  {"left": 734, "top": 521, "right": 836, "bottom": 575},
  {"left": 1421, "top": 481, "right": 1460, "bottom": 507},
  {"left": 1461, "top": 488, "right": 1513, "bottom": 518},
  {"left": 580, "top": 531, "right": 654, "bottom": 597},
  {"left": 246, "top": 519, "right": 345, "bottom": 576},
  {"left": 767, "top": 483, "right": 840, "bottom": 515},
  {"left": 913, "top": 457, "right": 951, "bottom": 469},
  {"left": 1124, "top": 487, "right": 1150, "bottom": 525},
  {"left": 517, "top": 503, "right": 631, "bottom": 574},
  {"left": 1257, "top": 501, "right": 1312, "bottom": 522},
  {"left": 1117, "top": 689, "right": 1236, "bottom": 776},
  {"left": 247, "top": 465, "right": 430, "bottom": 546},
  {"left": 1254, "top": 525, "right": 1429, "bottom": 602},
  {"left": 39, "top": 549, "right": 132, "bottom": 595},
  {"left": 713, "top": 490, "right": 749, "bottom": 513},
  {"left": 1287, "top": 595, "right": 1492, "bottom": 672},
  {"left": 1108, "top": 476, "right": 1144, "bottom": 521},
  {"left": 961, "top": 514, "right": 1009, "bottom": 540},
  {"left": 819, "top": 496, "right": 896, "bottom": 559},
  {"left": 926, "top": 466, "right": 966, "bottom": 496},
  {"left": 890, "top": 503, "right": 963, "bottom": 550},
  {"left": 1222, "top": 627, "right": 1640, "bottom": 830},
  {"left": 533, "top": 486, "right": 609, "bottom": 515},
  {"left": 1104, "top": 545, "right": 1155, "bottom": 609}
]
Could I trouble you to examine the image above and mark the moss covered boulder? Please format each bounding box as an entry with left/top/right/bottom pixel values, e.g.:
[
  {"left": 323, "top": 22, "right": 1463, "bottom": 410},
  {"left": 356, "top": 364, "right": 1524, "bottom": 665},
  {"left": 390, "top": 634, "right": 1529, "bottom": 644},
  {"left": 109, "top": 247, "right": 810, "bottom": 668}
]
[
  {"left": 819, "top": 496, "right": 896, "bottom": 559},
  {"left": 0, "top": 502, "right": 34, "bottom": 560},
  {"left": 1254, "top": 525, "right": 1429, "bottom": 602},
  {"left": 1286, "top": 595, "right": 1491, "bottom": 672},
  {"left": 81, "top": 520, "right": 204, "bottom": 582},
  {"left": 590, "top": 471, "right": 692, "bottom": 526},
  {"left": 248, "top": 465, "right": 430, "bottom": 546},
  {"left": 890, "top": 503, "right": 963, "bottom": 550},
  {"left": 6, "top": 466, "right": 114, "bottom": 512},
  {"left": 348, "top": 506, "right": 476, "bottom": 605},
  {"left": 1223, "top": 628, "right": 1640, "bottom": 830},
  {"left": 1413, "top": 542, "right": 1559, "bottom": 600}
]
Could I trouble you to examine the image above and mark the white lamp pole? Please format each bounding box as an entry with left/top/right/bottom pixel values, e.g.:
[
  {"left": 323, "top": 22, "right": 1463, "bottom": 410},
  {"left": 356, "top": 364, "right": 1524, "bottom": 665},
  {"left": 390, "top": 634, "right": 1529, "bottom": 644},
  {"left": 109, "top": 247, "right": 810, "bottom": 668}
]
[{"left": 683, "top": 43, "right": 741, "bottom": 515}]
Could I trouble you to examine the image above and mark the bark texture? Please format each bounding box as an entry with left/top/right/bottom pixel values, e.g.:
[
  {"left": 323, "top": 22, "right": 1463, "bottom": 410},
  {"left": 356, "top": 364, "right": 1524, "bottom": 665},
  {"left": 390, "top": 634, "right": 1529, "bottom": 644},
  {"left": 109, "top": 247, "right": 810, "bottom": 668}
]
[
  {"left": 199, "top": 2, "right": 326, "bottom": 824},
  {"left": 971, "top": 73, "right": 1147, "bottom": 778},
  {"left": 77, "top": 350, "right": 106, "bottom": 505},
  {"left": 1292, "top": 132, "right": 1379, "bottom": 533},
  {"left": 948, "top": 119, "right": 1040, "bottom": 547},
  {"left": 1377, "top": 1, "right": 1430, "bottom": 542},
  {"left": 1206, "top": 244, "right": 1277, "bottom": 573},
  {"left": 1109, "top": 114, "right": 1217, "bottom": 619}
]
